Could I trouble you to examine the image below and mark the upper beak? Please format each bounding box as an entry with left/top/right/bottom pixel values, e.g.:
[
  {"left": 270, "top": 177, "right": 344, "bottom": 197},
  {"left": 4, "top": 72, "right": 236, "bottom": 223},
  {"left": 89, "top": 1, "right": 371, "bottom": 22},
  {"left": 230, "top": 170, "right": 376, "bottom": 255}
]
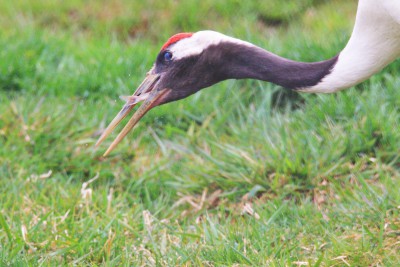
[{"left": 95, "top": 69, "right": 171, "bottom": 156}]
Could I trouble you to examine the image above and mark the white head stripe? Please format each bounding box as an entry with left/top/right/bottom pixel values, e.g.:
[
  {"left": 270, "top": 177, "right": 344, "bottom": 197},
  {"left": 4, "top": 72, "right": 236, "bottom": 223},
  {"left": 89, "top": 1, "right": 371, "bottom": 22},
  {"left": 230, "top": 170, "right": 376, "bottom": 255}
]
[{"left": 168, "top": 30, "right": 254, "bottom": 60}]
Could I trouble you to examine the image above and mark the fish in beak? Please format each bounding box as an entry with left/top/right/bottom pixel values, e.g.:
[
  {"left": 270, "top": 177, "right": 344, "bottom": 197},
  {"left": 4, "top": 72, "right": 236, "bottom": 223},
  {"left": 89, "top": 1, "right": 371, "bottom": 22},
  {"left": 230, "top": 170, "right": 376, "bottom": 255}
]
[{"left": 95, "top": 68, "right": 171, "bottom": 156}]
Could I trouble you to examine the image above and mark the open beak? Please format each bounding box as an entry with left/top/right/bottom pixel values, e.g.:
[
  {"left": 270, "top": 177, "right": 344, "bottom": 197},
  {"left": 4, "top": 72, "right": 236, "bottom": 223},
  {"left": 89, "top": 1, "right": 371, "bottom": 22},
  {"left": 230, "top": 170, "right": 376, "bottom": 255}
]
[{"left": 95, "top": 69, "right": 171, "bottom": 156}]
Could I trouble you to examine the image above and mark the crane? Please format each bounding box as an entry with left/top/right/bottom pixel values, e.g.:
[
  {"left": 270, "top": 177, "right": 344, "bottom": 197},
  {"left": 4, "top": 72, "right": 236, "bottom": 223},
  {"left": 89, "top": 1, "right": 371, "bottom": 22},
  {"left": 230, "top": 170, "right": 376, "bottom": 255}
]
[{"left": 96, "top": 0, "right": 400, "bottom": 156}]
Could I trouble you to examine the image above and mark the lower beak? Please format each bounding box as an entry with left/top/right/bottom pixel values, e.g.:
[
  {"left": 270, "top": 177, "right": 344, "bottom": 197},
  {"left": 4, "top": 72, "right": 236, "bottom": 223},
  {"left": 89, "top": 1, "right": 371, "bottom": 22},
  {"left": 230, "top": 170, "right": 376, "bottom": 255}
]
[{"left": 95, "top": 72, "right": 170, "bottom": 156}]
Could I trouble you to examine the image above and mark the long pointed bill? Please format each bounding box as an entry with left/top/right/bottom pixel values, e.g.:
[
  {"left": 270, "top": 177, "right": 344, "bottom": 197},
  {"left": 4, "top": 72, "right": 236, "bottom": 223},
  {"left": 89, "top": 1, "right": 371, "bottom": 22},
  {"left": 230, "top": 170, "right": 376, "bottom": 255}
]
[
  {"left": 102, "top": 88, "right": 170, "bottom": 156},
  {"left": 95, "top": 72, "right": 170, "bottom": 156}
]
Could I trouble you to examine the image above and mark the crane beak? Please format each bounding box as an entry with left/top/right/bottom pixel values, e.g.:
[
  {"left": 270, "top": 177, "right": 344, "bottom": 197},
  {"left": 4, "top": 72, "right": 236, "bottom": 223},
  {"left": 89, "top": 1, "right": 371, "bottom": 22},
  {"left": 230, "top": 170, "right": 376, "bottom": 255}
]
[{"left": 95, "top": 70, "right": 171, "bottom": 156}]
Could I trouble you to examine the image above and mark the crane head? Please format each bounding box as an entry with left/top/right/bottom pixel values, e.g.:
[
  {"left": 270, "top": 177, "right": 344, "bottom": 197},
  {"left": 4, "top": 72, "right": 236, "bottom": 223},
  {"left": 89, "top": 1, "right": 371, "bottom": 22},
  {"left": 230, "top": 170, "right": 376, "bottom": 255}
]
[{"left": 95, "top": 31, "right": 250, "bottom": 155}]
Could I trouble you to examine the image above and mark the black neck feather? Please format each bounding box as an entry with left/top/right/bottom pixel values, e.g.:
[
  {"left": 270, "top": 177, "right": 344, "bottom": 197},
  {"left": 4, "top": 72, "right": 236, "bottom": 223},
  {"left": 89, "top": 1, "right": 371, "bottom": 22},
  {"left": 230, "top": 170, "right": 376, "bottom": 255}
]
[{"left": 212, "top": 42, "right": 339, "bottom": 90}]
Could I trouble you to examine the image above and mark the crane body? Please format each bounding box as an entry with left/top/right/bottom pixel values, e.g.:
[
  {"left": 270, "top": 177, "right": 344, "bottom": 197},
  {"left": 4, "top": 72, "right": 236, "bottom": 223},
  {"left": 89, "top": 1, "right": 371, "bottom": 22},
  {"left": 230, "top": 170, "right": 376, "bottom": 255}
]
[{"left": 96, "top": 0, "right": 400, "bottom": 155}]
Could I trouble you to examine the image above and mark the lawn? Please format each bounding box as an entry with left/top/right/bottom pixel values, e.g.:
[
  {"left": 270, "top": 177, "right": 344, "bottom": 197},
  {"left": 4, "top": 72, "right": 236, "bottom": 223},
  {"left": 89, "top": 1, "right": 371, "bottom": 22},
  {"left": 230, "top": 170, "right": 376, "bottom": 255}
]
[{"left": 1, "top": 0, "right": 400, "bottom": 266}]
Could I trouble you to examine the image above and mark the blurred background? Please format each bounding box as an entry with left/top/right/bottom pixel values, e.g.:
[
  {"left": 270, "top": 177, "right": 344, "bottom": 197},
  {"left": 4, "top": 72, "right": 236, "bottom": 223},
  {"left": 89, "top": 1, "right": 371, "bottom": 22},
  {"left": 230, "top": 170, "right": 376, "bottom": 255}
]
[{"left": 0, "top": 0, "right": 356, "bottom": 98}]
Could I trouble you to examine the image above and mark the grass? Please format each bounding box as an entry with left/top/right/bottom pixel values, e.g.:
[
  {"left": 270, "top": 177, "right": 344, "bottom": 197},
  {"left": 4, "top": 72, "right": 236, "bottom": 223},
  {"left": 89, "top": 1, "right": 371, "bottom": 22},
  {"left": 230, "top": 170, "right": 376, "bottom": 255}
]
[{"left": 1, "top": 0, "right": 400, "bottom": 265}]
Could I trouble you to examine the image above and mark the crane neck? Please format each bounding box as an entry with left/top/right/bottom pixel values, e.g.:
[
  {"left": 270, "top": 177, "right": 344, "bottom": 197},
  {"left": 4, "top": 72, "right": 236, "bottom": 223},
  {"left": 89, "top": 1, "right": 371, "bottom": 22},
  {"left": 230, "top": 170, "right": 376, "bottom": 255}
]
[
  {"left": 212, "top": 0, "right": 400, "bottom": 93},
  {"left": 218, "top": 43, "right": 339, "bottom": 90}
]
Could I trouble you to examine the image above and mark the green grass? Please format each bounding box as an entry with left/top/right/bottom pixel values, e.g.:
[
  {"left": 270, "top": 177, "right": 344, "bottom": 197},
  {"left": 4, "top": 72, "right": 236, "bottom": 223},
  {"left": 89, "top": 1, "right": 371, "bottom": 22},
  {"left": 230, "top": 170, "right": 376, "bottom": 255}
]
[{"left": 1, "top": 0, "right": 400, "bottom": 265}]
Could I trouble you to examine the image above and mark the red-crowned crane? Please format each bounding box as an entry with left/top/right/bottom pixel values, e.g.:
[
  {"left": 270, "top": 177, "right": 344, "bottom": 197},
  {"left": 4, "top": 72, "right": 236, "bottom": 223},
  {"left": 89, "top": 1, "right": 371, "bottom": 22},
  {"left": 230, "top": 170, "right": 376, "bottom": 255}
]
[{"left": 96, "top": 0, "right": 400, "bottom": 156}]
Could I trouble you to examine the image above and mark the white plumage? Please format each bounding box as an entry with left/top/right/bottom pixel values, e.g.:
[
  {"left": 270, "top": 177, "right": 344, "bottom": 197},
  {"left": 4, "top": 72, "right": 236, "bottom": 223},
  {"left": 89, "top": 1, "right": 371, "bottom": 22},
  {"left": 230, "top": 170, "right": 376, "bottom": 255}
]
[{"left": 304, "top": 0, "right": 400, "bottom": 92}]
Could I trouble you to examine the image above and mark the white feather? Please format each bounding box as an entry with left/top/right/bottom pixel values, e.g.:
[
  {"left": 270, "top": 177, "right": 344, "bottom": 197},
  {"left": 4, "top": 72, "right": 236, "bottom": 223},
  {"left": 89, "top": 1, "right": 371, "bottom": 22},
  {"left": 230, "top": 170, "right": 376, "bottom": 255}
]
[{"left": 301, "top": 0, "right": 400, "bottom": 93}]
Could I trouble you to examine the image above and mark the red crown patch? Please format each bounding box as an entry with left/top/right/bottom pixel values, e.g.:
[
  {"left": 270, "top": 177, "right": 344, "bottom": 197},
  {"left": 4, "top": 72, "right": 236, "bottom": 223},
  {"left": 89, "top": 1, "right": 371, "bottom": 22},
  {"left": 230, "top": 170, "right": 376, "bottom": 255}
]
[{"left": 161, "top": 32, "right": 193, "bottom": 51}]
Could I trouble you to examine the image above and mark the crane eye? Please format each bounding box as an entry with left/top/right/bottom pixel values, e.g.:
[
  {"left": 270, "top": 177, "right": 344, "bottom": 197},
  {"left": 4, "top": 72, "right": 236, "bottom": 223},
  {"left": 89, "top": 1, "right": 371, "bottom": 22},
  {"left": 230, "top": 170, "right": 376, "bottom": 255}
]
[{"left": 163, "top": 51, "right": 173, "bottom": 61}]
